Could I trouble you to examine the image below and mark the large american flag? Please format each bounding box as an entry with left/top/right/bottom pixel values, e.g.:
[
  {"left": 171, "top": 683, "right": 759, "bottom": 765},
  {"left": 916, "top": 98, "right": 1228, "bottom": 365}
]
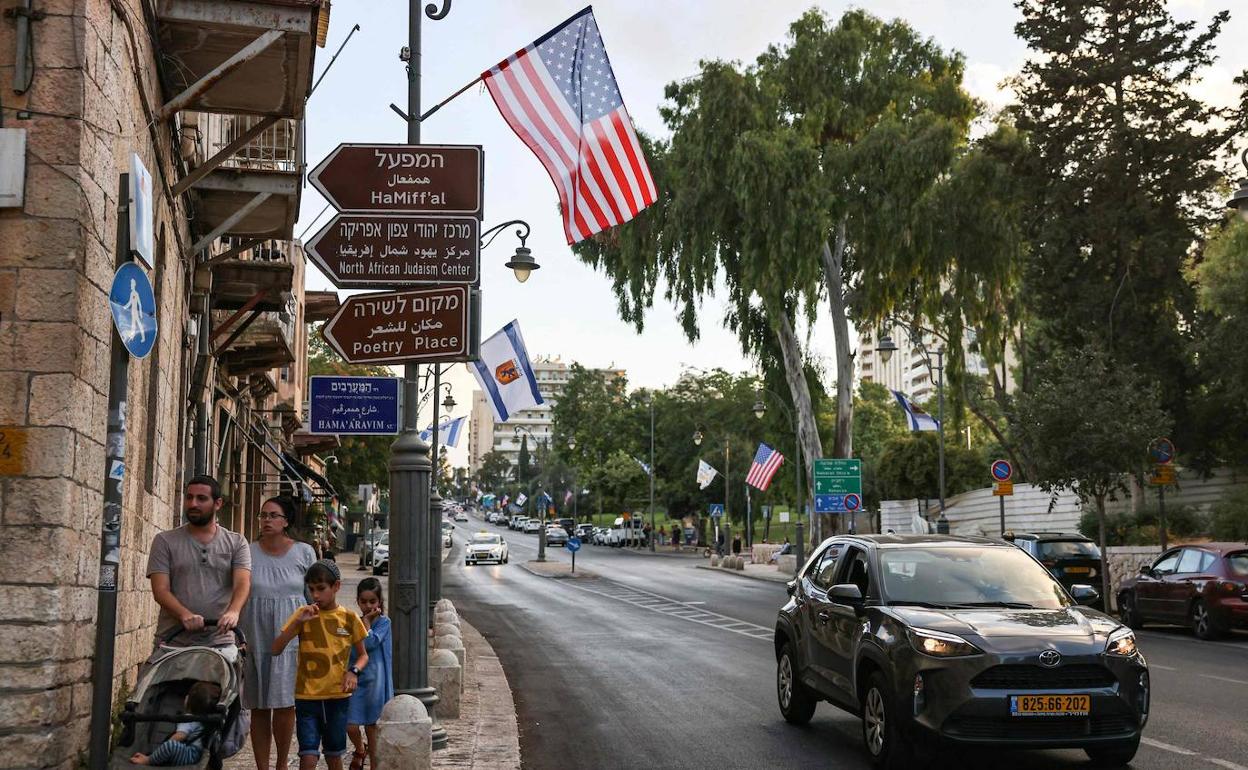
[
  {"left": 745, "top": 443, "right": 785, "bottom": 492},
  {"left": 482, "top": 7, "right": 657, "bottom": 244}
]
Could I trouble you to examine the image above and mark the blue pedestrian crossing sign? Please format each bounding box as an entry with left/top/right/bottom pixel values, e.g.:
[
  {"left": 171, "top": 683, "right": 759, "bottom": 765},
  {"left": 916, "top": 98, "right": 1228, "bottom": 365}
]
[
  {"left": 708, "top": 503, "right": 725, "bottom": 518},
  {"left": 109, "top": 262, "right": 157, "bottom": 359}
]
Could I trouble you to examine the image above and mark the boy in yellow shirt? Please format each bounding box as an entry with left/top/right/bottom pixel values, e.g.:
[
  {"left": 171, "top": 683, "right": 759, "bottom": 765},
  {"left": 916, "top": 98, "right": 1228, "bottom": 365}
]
[{"left": 272, "top": 560, "right": 368, "bottom": 770}]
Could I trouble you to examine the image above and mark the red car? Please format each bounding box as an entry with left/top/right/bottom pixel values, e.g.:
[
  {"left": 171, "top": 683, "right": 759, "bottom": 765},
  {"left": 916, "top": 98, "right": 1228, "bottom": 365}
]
[{"left": 1118, "top": 542, "right": 1248, "bottom": 639}]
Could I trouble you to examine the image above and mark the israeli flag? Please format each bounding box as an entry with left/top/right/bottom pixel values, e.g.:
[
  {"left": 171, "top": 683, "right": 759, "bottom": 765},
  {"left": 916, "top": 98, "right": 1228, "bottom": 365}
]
[
  {"left": 469, "top": 320, "right": 545, "bottom": 422},
  {"left": 697, "top": 459, "right": 718, "bottom": 490},
  {"left": 516, "top": 492, "right": 528, "bottom": 507},
  {"left": 891, "top": 390, "right": 941, "bottom": 432},
  {"left": 420, "top": 415, "right": 466, "bottom": 447},
  {"left": 633, "top": 456, "right": 651, "bottom": 475}
]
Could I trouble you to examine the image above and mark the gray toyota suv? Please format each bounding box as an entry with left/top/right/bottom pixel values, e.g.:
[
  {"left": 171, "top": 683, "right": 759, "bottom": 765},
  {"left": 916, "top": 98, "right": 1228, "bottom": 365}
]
[{"left": 774, "top": 535, "right": 1148, "bottom": 768}]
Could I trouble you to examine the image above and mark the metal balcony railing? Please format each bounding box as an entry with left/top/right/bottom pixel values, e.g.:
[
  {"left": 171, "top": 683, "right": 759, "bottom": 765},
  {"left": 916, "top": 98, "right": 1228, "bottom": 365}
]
[
  {"left": 194, "top": 112, "right": 305, "bottom": 176},
  {"left": 216, "top": 236, "right": 297, "bottom": 264}
]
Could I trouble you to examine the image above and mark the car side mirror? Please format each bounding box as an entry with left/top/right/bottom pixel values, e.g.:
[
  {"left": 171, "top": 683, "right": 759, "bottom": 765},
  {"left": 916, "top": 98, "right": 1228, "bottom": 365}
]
[
  {"left": 1138, "top": 565, "right": 1153, "bottom": 578},
  {"left": 786, "top": 580, "right": 796, "bottom": 597},
  {"left": 1070, "top": 584, "right": 1100, "bottom": 606},
  {"left": 829, "top": 583, "right": 864, "bottom": 605}
]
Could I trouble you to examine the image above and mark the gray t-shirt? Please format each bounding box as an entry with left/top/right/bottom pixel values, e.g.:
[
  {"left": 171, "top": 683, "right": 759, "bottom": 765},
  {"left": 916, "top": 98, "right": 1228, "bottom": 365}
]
[{"left": 147, "top": 524, "right": 251, "bottom": 646}]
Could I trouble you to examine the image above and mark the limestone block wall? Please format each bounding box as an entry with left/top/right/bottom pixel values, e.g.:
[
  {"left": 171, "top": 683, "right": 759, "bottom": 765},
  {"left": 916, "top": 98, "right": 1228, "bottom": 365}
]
[
  {"left": 0, "top": 2, "right": 195, "bottom": 766},
  {"left": 1105, "top": 546, "right": 1163, "bottom": 612}
]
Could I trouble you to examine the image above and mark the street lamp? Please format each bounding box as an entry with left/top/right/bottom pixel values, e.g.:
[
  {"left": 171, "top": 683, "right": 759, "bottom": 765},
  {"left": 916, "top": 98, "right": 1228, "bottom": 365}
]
[
  {"left": 876, "top": 335, "right": 898, "bottom": 364},
  {"left": 512, "top": 425, "right": 548, "bottom": 561},
  {"left": 692, "top": 427, "right": 732, "bottom": 555},
  {"left": 482, "top": 219, "right": 540, "bottom": 283},
  {"left": 752, "top": 388, "right": 803, "bottom": 550},
  {"left": 1227, "top": 149, "right": 1248, "bottom": 223}
]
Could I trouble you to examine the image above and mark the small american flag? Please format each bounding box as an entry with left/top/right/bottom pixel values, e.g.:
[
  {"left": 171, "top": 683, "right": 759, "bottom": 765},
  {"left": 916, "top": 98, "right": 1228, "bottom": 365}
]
[
  {"left": 482, "top": 6, "right": 657, "bottom": 244},
  {"left": 745, "top": 443, "right": 785, "bottom": 492}
]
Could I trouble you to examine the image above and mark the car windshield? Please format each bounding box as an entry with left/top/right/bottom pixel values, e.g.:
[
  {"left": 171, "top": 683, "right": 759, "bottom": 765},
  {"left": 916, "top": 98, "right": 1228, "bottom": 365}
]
[
  {"left": 1228, "top": 552, "right": 1248, "bottom": 577},
  {"left": 377, "top": 532, "right": 389, "bottom": 545},
  {"left": 471, "top": 534, "right": 501, "bottom": 545},
  {"left": 1036, "top": 540, "right": 1101, "bottom": 560},
  {"left": 880, "top": 546, "right": 1071, "bottom": 609}
]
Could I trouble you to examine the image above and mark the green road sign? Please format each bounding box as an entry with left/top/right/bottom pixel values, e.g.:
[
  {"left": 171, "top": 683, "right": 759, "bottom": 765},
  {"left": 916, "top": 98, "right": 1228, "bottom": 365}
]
[{"left": 813, "top": 458, "right": 862, "bottom": 495}]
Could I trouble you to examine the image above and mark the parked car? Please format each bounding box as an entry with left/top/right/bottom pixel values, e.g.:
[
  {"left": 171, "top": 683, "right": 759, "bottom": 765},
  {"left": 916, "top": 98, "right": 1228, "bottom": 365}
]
[
  {"left": 359, "top": 529, "right": 388, "bottom": 567},
  {"left": 592, "top": 527, "right": 609, "bottom": 545},
  {"left": 454, "top": 510, "right": 469, "bottom": 522},
  {"left": 496, "top": 513, "right": 510, "bottom": 528},
  {"left": 606, "top": 517, "right": 645, "bottom": 547},
  {"left": 574, "top": 523, "right": 595, "bottom": 541},
  {"left": 1118, "top": 542, "right": 1248, "bottom": 639},
  {"left": 1005, "top": 531, "right": 1104, "bottom": 609},
  {"left": 524, "top": 518, "right": 542, "bottom": 534},
  {"left": 465, "top": 531, "right": 509, "bottom": 565},
  {"left": 371, "top": 532, "right": 391, "bottom": 575},
  {"left": 441, "top": 520, "right": 454, "bottom": 549},
  {"left": 545, "top": 525, "right": 568, "bottom": 547},
  {"left": 510, "top": 516, "right": 527, "bottom": 531},
  {"left": 775, "top": 534, "right": 1145, "bottom": 769},
  {"left": 555, "top": 517, "right": 576, "bottom": 535}
]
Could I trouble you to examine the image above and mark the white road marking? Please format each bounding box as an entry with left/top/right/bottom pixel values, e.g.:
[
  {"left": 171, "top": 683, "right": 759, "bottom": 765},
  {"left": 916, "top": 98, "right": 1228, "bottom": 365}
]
[
  {"left": 1207, "top": 759, "right": 1248, "bottom": 770},
  {"left": 1198, "top": 673, "right": 1248, "bottom": 685},
  {"left": 1148, "top": 664, "right": 1178, "bottom": 670},
  {"left": 1139, "top": 630, "right": 1248, "bottom": 654},
  {"left": 555, "top": 577, "right": 774, "bottom": 642},
  {"left": 1142, "top": 738, "right": 1199, "bottom": 755}
]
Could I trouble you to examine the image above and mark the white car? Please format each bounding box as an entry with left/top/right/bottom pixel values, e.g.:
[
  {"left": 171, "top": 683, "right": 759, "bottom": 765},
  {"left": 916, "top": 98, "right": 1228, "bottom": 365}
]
[
  {"left": 465, "top": 532, "right": 508, "bottom": 565},
  {"left": 523, "top": 518, "right": 542, "bottom": 534},
  {"left": 371, "top": 532, "right": 390, "bottom": 575},
  {"left": 441, "top": 521, "right": 454, "bottom": 548},
  {"left": 544, "top": 526, "right": 568, "bottom": 546},
  {"left": 454, "top": 511, "right": 469, "bottom": 522},
  {"left": 510, "top": 516, "right": 527, "bottom": 531}
]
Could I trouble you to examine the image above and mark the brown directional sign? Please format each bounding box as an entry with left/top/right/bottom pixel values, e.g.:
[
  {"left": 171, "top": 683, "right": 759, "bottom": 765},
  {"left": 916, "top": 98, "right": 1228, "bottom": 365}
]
[
  {"left": 309, "top": 144, "right": 482, "bottom": 215},
  {"left": 320, "top": 286, "right": 469, "bottom": 365},
  {"left": 306, "top": 214, "right": 480, "bottom": 288}
]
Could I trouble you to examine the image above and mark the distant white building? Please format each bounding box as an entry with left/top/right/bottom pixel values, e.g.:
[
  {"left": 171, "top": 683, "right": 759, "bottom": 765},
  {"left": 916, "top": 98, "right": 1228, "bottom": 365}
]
[{"left": 857, "top": 323, "right": 1002, "bottom": 403}]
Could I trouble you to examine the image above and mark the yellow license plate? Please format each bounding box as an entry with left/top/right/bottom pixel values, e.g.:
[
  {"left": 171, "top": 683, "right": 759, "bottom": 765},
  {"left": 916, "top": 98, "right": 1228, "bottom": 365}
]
[
  {"left": 1065, "top": 567, "right": 1091, "bottom": 574},
  {"left": 1010, "top": 694, "right": 1090, "bottom": 716}
]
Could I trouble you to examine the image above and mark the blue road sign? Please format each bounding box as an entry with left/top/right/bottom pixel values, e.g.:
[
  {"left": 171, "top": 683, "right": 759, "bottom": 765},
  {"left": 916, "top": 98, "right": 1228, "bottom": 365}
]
[
  {"left": 309, "top": 376, "right": 401, "bottom": 434},
  {"left": 816, "top": 494, "right": 860, "bottom": 514},
  {"left": 991, "top": 459, "right": 1013, "bottom": 482},
  {"left": 108, "top": 262, "right": 157, "bottom": 359},
  {"left": 708, "top": 503, "right": 725, "bottom": 518},
  {"left": 566, "top": 537, "right": 581, "bottom": 553},
  {"left": 1150, "top": 437, "right": 1176, "bottom": 465}
]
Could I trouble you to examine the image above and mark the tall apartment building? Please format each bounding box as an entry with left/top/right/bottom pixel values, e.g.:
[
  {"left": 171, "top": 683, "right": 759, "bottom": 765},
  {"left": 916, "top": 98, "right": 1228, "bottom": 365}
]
[
  {"left": 468, "top": 357, "right": 626, "bottom": 473},
  {"left": 857, "top": 323, "right": 996, "bottom": 403}
]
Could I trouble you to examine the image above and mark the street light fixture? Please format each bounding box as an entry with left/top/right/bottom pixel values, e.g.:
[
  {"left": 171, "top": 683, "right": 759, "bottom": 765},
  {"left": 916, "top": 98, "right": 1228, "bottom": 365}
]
[
  {"left": 441, "top": 391, "right": 456, "bottom": 411},
  {"left": 876, "top": 335, "right": 898, "bottom": 364},
  {"left": 752, "top": 388, "right": 803, "bottom": 550},
  {"left": 752, "top": 396, "right": 766, "bottom": 420},
  {"left": 512, "top": 424, "right": 548, "bottom": 561},
  {"left": 692, "top": 429, "right": 704, "bottom": 446},
  {"left": 1227, "top": 149, "right": 1248, "bottom": 223},
  {"left": 567, "top": 436, "right": 576, "bottom": 451},
  {"left": 481, "top": 219, "right": 540, "bottom": 283}
]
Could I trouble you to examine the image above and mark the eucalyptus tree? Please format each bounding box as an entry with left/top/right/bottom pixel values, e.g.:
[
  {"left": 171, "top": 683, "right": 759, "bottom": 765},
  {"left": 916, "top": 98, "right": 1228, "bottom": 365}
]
[{"left": 575, "top": 10, "right": 978, "bottom": 536}]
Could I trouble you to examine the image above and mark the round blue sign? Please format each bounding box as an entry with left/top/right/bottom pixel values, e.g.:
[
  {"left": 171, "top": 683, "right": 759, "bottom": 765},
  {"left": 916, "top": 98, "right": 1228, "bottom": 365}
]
[
  {"left": 843, "top": 493, "right": 862, "bottom": 512},
  {"left": 1150, "top": 438, "right": 1175, "bottom": 465},
  {"left": 991, "top": 459, "right": 1013, "bottom": 481},
  {"left": 566, "top": 537, "right": 581, "bottom": 552},
  {"left": 109, "top": 262, "right": 158, "bottom": 359}
]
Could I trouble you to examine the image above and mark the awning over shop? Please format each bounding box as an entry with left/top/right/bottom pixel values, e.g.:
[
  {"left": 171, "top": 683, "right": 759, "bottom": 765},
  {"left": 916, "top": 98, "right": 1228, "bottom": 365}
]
[{"left": 282, "top": 451, "right": 337, "bottom": 499}]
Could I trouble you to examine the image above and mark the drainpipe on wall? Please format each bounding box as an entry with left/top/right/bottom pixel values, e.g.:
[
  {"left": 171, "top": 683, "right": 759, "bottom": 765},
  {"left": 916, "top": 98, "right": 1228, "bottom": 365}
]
[{"left": 192, "top": 292, "right": 211, "bottom": 475}]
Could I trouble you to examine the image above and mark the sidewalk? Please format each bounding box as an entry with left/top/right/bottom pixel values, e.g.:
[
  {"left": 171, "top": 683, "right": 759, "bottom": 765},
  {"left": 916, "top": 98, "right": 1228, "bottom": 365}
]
[{"left": 694, "top": 561, "right": 793, "bottom": 584}]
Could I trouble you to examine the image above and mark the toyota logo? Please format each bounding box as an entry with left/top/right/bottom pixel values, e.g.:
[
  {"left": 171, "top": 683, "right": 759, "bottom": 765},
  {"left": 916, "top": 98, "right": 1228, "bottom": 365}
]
[{"left": 1039, "top": 650, "right": 1062, "bottom": 667}]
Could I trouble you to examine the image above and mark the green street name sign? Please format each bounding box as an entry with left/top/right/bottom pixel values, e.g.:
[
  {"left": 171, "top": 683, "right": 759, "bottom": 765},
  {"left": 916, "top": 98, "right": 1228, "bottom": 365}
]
[{"left": 813, "top": 458, "right": 862, "bottom": 496}]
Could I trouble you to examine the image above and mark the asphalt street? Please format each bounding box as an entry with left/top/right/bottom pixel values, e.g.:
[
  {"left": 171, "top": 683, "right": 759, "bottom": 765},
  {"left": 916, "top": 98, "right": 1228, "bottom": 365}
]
[{"left": 443, "top": 515, "right": 1248, "bottom": 770}]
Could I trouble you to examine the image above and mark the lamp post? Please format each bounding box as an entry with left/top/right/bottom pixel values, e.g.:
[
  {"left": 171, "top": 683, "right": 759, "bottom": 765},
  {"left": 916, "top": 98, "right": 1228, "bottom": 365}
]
[
  {"left": 647, "top": 396, "right": 656, "bottom": 552},
  {"left": 753, "top": 388, "right": 801, "bottom": 548},
  {"left": 481, "top": 219, "right": 540, "bottom": 282},
  {"left": 693, "top": 428, "right": 730, "bottom": 554},
  {"left": 427, "top": 386, "right": 455, "bottom": 616},
  {"left": 876, "top": 334, "right": 947, "bottom": 526},
  {"left": 566, "top": 436, "right": 581, "bottom": 523},
  {"left": 513, "top": 425, "right": 547, "bottom": 561},
  {"left": 1228, "top": 149, "right": 1248, "bottom": 222}
]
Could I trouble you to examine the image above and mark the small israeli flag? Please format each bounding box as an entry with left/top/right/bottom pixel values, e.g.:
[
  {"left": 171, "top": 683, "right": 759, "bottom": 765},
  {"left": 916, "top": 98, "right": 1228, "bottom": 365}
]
[
  {"left": 697, "top": 460, "right": 718, "bottom": 490},
  {"left": 891, "top": 390, "right": 941, "bottom": 432},
  {"left": 420, "top": 415, "right": 466, "bottom": 447},
  {"left": 469, "top": 320, "right": 545, "bottom": 422}
]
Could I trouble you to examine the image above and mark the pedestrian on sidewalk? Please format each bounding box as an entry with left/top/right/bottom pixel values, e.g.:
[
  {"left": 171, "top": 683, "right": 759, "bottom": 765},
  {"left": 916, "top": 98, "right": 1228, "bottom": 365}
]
[
  {"left": 146, "top": 475, "right": 251, "bottom": 653},
  {"left": 240, "top": 496, "right": 317, "bottom": 770},
  {"left": 272, "top": 560, "right": 368, "bottom": 770},
  {"left": 346, "top": 578, "right": 393, "bottom": 770},
  {"left": 731, "top": 531, "right": 742, "bottom": 556}
]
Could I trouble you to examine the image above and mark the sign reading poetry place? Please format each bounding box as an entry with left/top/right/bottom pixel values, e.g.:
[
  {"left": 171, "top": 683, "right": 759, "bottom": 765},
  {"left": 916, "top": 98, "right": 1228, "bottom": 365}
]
[{"left": 320, "top": 286, "right": 470, "bottom": 365}]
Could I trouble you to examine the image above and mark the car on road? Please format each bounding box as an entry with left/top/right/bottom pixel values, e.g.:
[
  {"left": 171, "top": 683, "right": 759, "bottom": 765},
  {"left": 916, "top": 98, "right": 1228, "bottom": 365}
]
[
  {"left": 453, "top": 510, "right": 469, "bottom": 522},
  {"left": 442, "top": 520, "right": 454, "bottom": 549},
  {"left": 371, "top": 532, "right": 391, "bottom": 575},
  {"left": 574, "top": 523, "right": 595, "bottom": 541},
  {"left": 545, "top": 525, "right": 568, "bottom": 546},
  {"left": 1005, "top": 531, "right": 1104, "bottom": 609},
  {"left": 774, "top": 534, "right": 1146, "bottom": 769},
  {"left": 592, "top": 527, "right": 609, "bottom": 545},
  {"left": 607, "top": 517, "right": 645, "bottom": 547},
  {"left": 1117, "top": 542, "right": 1248, "bottom": 640},
  {"left": 510, "top": 516, "right": 527, "bottom": 531},
  {"left": 495, "top": 513, "right": 510, "bottom": 527},
  {"left": 524, "top": 518, "right": 543, "bottom": 534},
  {"left": 465, "top": 531, "right": 509, "bottom": 565},
  {"left": 554, "top": 517, "right": 575, "bottom": 535},
  {"left": 358, "top": 528, "right": 388, "bottom": 567}
]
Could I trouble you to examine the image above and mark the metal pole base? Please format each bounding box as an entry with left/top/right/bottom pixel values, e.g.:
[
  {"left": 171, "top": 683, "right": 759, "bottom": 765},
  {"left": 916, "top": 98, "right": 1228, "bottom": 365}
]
[{"left": 396, "top": 685, "right": 449, "bottom": 750}]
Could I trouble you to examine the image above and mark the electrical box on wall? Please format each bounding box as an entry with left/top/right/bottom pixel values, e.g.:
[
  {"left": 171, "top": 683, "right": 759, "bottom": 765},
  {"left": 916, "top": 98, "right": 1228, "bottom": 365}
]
[{"left": 0, "top": 129, "right": 27, "bottom": 208}]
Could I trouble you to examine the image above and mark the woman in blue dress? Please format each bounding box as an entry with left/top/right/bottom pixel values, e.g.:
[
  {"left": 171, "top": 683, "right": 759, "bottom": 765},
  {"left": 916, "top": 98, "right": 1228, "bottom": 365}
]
[{"left": 347, "top": 577, "right": 392, "bottom": 770}]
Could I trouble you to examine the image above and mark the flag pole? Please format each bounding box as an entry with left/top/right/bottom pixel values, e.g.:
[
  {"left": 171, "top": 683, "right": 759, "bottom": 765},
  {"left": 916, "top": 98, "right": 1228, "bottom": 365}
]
[{"left": 419, "top": 75, "right": 483, "bottom": 123}]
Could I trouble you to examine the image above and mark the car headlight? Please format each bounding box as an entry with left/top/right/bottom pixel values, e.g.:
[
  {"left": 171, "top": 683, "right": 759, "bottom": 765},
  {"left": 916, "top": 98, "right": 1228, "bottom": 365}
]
[
  {"left": 1106, "top": 627, "right": 1137, "bottom": 657},
  {"left": 907, "top": 628, "right": 983, "bottom": 658}
]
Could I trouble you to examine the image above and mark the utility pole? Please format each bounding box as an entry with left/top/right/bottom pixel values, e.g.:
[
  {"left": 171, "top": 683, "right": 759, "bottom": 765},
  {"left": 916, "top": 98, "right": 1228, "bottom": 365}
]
[
  {"left": 648, "top": 397, "right": 655, "bottom": 551},
  {"left": 388, "top": 0, "right": 448, "bottom": 750}
]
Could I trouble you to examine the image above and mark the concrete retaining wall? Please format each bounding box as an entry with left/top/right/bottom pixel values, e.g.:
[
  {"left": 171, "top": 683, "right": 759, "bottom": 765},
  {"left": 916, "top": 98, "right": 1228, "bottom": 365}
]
[{"left": 881, "top": 483, "right": 1082, "bottom": 537}]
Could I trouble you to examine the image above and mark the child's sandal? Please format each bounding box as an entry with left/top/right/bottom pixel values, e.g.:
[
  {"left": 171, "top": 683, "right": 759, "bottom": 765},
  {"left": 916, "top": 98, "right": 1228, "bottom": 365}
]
[{"left": 350, "top": 751, "right": 366, "bottom": 770}]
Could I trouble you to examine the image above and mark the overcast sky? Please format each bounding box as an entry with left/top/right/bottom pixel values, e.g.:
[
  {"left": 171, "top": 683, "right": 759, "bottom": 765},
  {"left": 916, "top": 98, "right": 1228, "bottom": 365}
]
[{"left": 300, "top": 1, "right": 1248, "bottom": 467}]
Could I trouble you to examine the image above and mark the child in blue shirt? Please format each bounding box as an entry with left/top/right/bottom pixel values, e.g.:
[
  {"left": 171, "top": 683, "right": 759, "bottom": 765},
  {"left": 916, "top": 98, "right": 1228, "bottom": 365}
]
[
  {"left": 129, "top": 681, "right": 219, "bottom": 766},
  {"left": 346, "top": 577, "right": 393, "bottom": 770}
]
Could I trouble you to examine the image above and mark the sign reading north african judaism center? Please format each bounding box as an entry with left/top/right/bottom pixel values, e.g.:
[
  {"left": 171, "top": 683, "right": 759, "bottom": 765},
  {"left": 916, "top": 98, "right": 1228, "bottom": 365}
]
[{"left": 306, "top": 214, "right": 481, "bottom": 288}]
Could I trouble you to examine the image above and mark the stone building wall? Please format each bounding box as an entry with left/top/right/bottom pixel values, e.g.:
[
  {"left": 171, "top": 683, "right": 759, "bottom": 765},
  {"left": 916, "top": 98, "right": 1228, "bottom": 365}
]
[{"left": 0, "top": 2, "right": 195, "bottom": 766}]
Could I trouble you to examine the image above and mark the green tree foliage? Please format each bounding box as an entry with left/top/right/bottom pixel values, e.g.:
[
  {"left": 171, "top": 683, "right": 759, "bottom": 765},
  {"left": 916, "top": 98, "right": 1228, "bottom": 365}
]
[
  {"left": 473, "top": 450, "right": 512, "bottom": 493},
  {"left": 875, "top": 432, "right": 983, "bottom": 503},
  {"left": 1010, "top": 0, "right": 1247, "bottom": 461},
  {"left": 306, "top": 329, "right": 394, "bottom": 504},
  {"left": 1015, "top": 347, "right": 1170, "bottom": 597},
  {"left": 850, "top": 383, "right": 910, "bottom": 508}
]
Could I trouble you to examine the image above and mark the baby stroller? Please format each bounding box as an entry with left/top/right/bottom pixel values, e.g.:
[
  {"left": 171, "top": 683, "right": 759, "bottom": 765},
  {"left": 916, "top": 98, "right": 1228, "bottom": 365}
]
[{"left": 110, "top": 621, "right": 246, "bottom": 770}]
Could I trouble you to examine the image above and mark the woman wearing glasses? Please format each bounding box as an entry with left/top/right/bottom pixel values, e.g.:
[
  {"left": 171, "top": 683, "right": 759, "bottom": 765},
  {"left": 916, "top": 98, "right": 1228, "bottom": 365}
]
[{"left": 239, "top": 496, "right": 316, "bottom": 770}]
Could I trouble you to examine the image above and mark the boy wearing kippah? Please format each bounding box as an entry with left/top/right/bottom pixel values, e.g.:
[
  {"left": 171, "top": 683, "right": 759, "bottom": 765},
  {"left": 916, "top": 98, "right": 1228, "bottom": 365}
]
[{"left": 272, "top": 560, "right": 368, "bottom": 770}]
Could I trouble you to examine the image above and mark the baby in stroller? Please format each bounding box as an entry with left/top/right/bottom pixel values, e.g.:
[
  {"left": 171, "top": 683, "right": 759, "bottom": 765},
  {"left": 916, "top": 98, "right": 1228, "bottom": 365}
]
[{"left": 129, "top": 681, "right": 220, "bottom": 766}]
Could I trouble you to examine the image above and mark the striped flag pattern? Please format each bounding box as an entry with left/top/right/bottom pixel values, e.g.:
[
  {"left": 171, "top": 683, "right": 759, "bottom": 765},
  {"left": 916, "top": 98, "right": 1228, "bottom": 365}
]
[
  {"left": 482, "top": 6, "right": 657, "bottom": 244},
  {"left": 745, "top": 443, "right": 785, "bottom": 491}
]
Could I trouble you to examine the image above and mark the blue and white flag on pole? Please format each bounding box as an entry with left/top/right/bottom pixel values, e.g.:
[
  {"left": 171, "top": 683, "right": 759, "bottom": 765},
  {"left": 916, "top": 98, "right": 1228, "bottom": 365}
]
[
  {"left": 633, "top": 456, "right": 651, "bottom": 476},
  {"left": 469, "top": 320, "right": 545, "bottom": 422},
  {"left": 420, "top": 415, "right": 466, "bottom": 447},
  {"left": 891, "top": 390, "right": 941, "bottom": 432}
]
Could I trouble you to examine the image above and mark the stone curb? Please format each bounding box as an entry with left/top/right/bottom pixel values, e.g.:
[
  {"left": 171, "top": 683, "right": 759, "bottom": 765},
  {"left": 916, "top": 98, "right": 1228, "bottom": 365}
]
[
  {"left": 693, "top": 563, "right": 792, "bottom": 584},
  {"left": 517, "top": 560, "right": 598, "bottom": 579},
  {"left": 432, "top": 617, "right": 521, "bottom": 770}
]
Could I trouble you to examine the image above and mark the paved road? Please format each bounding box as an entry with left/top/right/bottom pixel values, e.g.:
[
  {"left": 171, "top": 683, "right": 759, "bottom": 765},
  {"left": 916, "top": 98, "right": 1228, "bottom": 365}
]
[{"left": 443, "top": 515, "right": 1248, "bottom": 769}]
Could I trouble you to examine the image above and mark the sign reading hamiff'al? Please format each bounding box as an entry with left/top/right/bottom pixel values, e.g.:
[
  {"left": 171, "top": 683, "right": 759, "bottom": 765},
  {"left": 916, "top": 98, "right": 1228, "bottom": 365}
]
[
  {"left": 306, "top": 214, "right": 480, "bottom": 288},
  {"left": 321, "top": 286, "right": 470, "bottom": 365},
  {"left": 309, "top": 144, "right": 482, "bottom": 215}
]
